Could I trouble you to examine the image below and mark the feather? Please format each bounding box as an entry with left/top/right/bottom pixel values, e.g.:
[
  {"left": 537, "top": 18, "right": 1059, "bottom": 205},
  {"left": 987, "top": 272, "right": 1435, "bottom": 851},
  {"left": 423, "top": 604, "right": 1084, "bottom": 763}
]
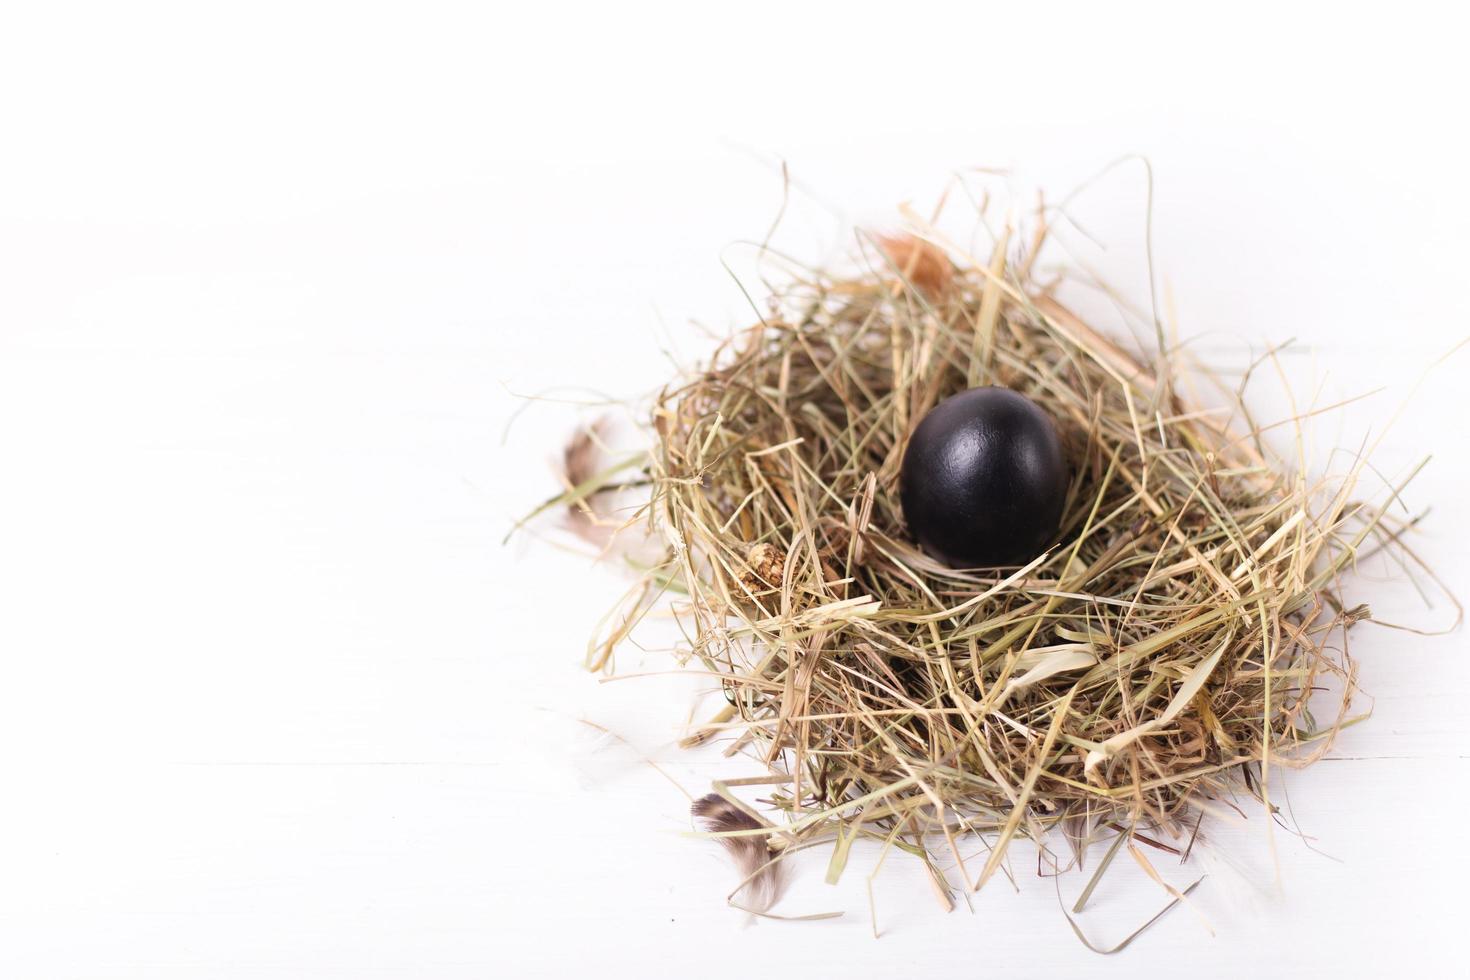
[
  {"left": 560, "top": 419, "right": 612, "bottom": 543},
  {"left": 690, "top": 794, "right": 785, "bottom": 912},
  {"left": 557, "top": 419, "right": 669, "bottom": 571},
  {"left": 560, "top": 417, "right": 638, "bottom": 552},
  {"left": 561, "top": 419, "right": 608, "bottom": 489},
  {"left": 878, "top": 233, "right": 953, "bottom": 297}
]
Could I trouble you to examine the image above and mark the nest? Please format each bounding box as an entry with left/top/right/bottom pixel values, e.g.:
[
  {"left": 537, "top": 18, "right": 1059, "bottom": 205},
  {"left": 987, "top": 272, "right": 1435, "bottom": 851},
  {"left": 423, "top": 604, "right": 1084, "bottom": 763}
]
[{"left": 563, "top": 223, "right": 1437, "bottom": 930}]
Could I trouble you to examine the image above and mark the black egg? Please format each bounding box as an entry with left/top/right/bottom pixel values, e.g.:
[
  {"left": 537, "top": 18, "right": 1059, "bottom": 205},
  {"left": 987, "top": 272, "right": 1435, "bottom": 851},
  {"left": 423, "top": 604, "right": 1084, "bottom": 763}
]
[{"left": 899, "top": 386, "right": 1067, "bottom": 568}]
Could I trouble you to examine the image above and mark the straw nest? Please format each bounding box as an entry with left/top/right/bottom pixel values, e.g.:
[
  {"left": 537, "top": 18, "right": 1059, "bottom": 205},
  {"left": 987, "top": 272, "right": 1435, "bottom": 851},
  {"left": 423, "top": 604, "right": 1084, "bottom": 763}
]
[{"left": 561, "top": 222, "right": 1436, "bottom": 928}]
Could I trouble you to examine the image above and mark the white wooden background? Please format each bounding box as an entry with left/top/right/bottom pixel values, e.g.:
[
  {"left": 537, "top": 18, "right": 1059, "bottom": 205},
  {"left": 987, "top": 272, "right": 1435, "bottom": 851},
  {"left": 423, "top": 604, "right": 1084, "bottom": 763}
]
[{"left": 0, "top": 3, "right": 1466, "bottom": 977}]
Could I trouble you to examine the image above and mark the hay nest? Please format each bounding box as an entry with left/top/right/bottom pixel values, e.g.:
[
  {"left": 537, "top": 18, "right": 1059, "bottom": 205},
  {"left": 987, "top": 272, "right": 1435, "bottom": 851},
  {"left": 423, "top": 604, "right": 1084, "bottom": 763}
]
[{"left": 562, "top": 221, "right": 1437, "bottom": 925}]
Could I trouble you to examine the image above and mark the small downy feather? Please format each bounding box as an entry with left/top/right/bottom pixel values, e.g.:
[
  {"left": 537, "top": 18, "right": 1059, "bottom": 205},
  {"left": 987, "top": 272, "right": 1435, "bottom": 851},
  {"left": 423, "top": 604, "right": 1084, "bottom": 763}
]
[
  {"left": 559, "top": 419, "right": 665, "bottom": 570},
  {"left": 878, "top": 233, "right": 953, "bottom": 297},
  {"left": 690, "top": 794, "right": 785, "bottom": 912},
  {"left": 561, "top": 419, "right": 616, "bottom": 548}
]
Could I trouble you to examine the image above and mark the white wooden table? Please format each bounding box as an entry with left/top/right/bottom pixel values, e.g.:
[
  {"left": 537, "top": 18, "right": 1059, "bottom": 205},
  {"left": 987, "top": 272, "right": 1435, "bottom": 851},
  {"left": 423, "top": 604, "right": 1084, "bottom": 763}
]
[{"left": 0, "top": 4, "right": 1465, "bottom": 977}]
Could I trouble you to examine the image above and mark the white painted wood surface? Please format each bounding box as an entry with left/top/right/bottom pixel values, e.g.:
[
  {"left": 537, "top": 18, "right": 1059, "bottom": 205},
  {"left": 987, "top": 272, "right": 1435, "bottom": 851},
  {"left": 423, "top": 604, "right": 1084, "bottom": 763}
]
[{"left": 0, "top": 4, "right": 1466, "bottom": 976}]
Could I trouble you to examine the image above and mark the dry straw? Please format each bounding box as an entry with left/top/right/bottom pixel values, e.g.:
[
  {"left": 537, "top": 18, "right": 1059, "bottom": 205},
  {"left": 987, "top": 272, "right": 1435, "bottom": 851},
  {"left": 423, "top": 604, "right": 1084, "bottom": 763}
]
[{"left": 543, "top": 205, "right": 1455, "bottom": 942}]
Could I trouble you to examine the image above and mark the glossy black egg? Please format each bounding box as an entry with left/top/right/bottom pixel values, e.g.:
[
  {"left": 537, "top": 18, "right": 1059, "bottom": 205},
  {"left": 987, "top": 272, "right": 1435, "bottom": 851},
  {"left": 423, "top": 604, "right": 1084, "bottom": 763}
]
[{"left": 899, "top": 386, "right": 1067, "bottom": 568}]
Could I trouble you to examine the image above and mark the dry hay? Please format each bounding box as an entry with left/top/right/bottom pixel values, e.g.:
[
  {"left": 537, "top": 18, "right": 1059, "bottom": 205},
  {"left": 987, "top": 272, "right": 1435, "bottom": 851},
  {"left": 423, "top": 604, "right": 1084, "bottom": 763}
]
[{"left": 545, "top": 211, "right": 1452, "bottom": 939}]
